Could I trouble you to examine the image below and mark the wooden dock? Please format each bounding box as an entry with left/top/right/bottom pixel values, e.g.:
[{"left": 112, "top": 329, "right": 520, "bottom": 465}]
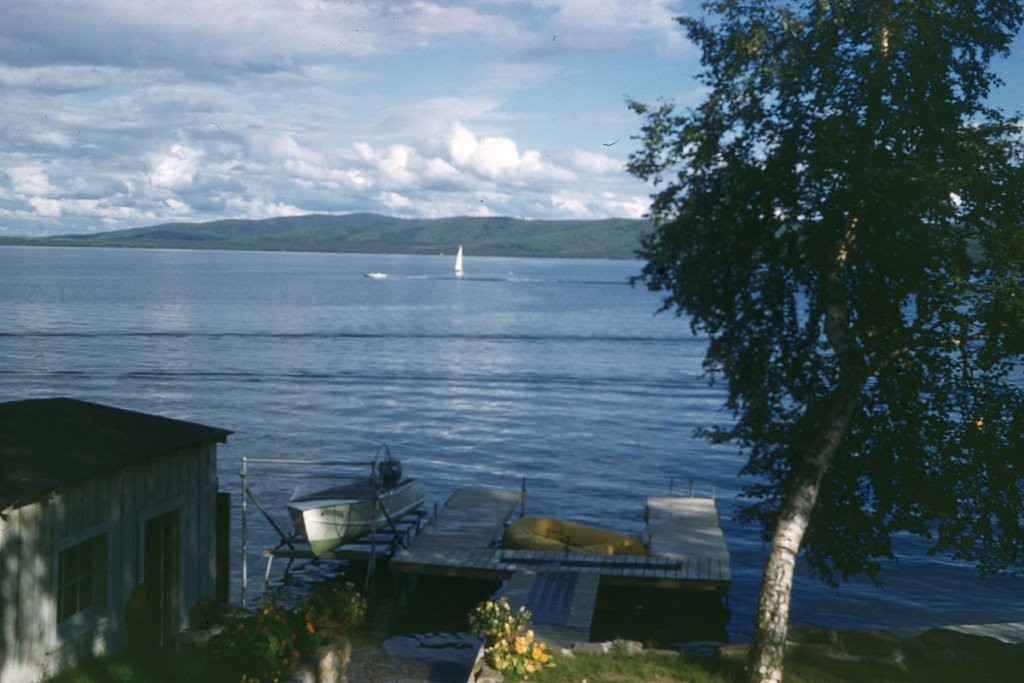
[
  {"left": 645, "top": 496, "right": 731, "bottom": 585},
  {"left": 391, "top": 487, "right": 731, "bottom": 645},
  {"left": 391, "top": 487, "right": 523, "bottom": 579}
]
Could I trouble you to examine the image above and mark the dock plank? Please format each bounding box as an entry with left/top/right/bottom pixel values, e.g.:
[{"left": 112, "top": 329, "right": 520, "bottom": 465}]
[
  {"left": 645, "top": 497, "right": 731, "bottom": 582},
  {"left": 392, "top": 487, "right": 521, "bottom": 577}
]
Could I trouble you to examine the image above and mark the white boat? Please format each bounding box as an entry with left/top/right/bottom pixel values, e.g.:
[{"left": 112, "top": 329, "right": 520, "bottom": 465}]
[
  {"left": 287, "top": 452, "right": 425, "bottom": 556},
  {"left": 364, "top": 271, "right": 388, "bottom": 279},
  {"left": 454, "top": 244, "right": 463, "bottom": 277}
]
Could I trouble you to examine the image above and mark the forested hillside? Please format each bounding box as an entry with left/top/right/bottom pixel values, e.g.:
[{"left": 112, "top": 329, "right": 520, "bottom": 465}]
[{"left": 1, "top": 213, "right": 649, "bottom": 259}]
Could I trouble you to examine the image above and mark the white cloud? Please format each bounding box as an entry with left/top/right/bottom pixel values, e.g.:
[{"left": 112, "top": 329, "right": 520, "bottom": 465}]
[
  {"left": 269, "top": 135, "right": 325, "bottom": 166},
  {"left": 550, "top": 193, "right": 591, "bottom": 218},
  {"left": 540, "top": 0, "right": 692, "bottom": 54},
  {"left": 149, "top": 144, "right": 203, "bottom": 189},
  {"left": 29, "top": 197, "right": 62, "bottom": 217},
  {"left": 165, "top": 198, "right": 192, "bottom": 213},
  {"left": 568, "top": 150, "right": 624, "bottom": 174},
  {"left": 224, "top": 196, "right": 306, "bottom": 219},
  {"left": 0, "top": 64, "right": 144, "bottom": 92},
  {"left": 0, "top": 1, "right": 679, "bottom": 235},
  {"left": 550, "top": 189, "right": 650, "bottom": 220},
  {"left": 379, "top": 191, "right": 413, "bottom": 210},
  {"left": 7, "top": 166, "right": 56, "bottom": 196},
  {"left": 447, "top": 122, "right": 574, "bottom": 182},
  {"left": 355, "top": 143, "right": 418, "bottom": 188}
]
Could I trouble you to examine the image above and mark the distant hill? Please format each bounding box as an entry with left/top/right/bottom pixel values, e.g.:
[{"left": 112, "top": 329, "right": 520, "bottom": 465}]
[{"left": 1, "top": 213, "right": 651, "bottom": 259}]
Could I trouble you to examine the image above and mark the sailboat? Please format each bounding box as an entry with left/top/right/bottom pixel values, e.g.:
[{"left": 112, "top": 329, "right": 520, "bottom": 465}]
[{"left": 454, "top": 244, "right": 464, "bottom": 277}]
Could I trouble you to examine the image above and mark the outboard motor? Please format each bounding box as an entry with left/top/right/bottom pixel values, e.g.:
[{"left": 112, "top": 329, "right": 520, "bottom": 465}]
[{"left": 377, "top": 457, "right": 402, "bottom": 488}]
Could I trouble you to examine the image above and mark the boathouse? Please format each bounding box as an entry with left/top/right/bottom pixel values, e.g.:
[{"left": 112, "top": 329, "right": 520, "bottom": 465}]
[{"left": 0, "top": 398, "right": 231, "bottom": 681}]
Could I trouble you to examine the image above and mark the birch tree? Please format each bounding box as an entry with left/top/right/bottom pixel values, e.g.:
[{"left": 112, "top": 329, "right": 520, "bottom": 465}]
[{"left": 628, "top": 2, "right": 1024, "bottom": 681}]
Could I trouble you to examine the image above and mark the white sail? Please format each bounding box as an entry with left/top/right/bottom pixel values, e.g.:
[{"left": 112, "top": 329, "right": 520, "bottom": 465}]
[{"left": 455, "top": 244, "right": 464, "bottom": 276}]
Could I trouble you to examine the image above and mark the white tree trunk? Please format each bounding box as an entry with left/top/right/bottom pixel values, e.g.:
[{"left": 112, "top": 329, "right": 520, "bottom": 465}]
[
  {"left": 746, "top": 484, "right": 818, "bottom": 683},
  {"left": 746, "top": 370, "right": 866, "bottom": 683}
]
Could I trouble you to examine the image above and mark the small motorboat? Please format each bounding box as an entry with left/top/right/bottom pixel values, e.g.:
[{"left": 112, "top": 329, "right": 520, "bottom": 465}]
[
  {"left": 502, "top": 516, "right": 648, "bottom": 556},
  {"left": 287, "top": 448, "right": 424, "bottom": 556},
  {"left": 364, "top": 271, "right": 388, "bottom": 279}
]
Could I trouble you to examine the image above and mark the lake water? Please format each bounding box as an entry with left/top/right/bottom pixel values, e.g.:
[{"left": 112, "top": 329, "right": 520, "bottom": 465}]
[{"left": 2, "top": 245, "right": 1021, "bottom": 642}]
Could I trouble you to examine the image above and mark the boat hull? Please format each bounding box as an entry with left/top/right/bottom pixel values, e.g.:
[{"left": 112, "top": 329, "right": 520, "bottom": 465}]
[
  {"left": 503, "top": 516, "right": 648, "bottom": 556},
  {"left": 288, "top": 479, "right": 425, "bottom": 556}
]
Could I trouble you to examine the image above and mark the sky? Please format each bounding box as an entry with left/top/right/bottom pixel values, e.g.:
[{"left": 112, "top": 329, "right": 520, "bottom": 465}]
[
  {"left": 0, "top": 0, "right": 708, "bottom": 237},
  {"left": 3, "top": 2, "right": 1023, "bottom": 238}
]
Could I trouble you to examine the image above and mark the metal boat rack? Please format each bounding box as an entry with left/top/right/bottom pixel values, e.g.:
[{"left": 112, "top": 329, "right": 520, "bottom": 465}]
[{"left": 239, "top": 454, "right": 427, "bottom": 606}]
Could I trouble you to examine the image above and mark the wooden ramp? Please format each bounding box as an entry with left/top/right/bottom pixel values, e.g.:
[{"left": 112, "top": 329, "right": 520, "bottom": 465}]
[
  {"left": 502, "top": 570, "right": 601, "bottom": 647},
  {"left": 391, "top": 487, "right": 522, "bottom": 579}
]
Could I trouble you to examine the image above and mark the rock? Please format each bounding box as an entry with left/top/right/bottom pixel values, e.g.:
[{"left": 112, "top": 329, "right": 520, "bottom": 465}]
[
  {"left": 285, "top": 637, "right": 351, "bottom": 683},
  {"left": 787, "top": 624, "right": 840, "bottom": 646},
  {"left": 174, "top": 627, "right": 224, "bottom": 651},
  {"left": 287, "top": 667, "right": 316, "bottom": 683},
  {"left": 675, "top": 641, "right": 720, "bottom": 657},
  {"left": 318, "top": 636, "right": 352, "bottom": 683},
  {"left": 189, "top": 597, "right": 245, "bottom": 629},
  {"left": 916, "top": 628, "right": 1011, "bottom": 658},
  {"left": 573, "top": 641, "right": 613, "bottom": 655},
  {"left": 470, "top": 658, "right": 505, "bottom": 683},
  {"left": 905, "top": 627, "right": 1012, "bottom": 669},
  {"left": 717, "top": 642, "right": 749, "bottom": 659}
]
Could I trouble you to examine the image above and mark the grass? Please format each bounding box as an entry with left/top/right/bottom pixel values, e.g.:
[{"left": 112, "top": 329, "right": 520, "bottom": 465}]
[
  {"left": 527, "top": 626, "right": 1024, "bottom": 683},
  {"left": 43, "top": 628, "right": 1024, "bottom": 683},
  {"left": 532, "top": 641, "right": 743, "bottom": 683},
  {"left": 42, "top": 648, "right": 246, "bottom": 683},
  {"left": 40, "top": 573, "right": 1024, "bottom": 683}
]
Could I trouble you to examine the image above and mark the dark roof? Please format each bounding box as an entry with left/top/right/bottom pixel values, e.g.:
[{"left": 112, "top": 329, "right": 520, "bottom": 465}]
[{"left": 1, "top": 398, "right": 232, "bottom": 510}]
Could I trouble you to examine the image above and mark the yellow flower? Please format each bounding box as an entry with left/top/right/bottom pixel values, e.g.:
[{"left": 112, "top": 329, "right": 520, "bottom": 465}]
[{"left": 515, "top": 637, "right": 528, "bottom": 654}]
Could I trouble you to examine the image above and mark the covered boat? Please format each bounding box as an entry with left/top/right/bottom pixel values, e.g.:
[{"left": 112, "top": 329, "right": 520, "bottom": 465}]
[
  {"left": 502, "top": 516, "right": 648, "bottom": 556},
  {"left": 287, "top": 450, "right": 424, "bottom": 556}
]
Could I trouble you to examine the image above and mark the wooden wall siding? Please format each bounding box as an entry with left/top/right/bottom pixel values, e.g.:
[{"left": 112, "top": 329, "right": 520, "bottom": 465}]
[{"left": 0, "top": 443, "right": 221, "bottom": 681}]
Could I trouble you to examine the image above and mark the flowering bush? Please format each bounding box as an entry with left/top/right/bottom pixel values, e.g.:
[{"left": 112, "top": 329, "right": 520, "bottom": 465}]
[
  {"left": 301, "top": 580, "right": 367, "bottom": 630},
  {"left": 485, "top": 628, "right": 552, "bottom": 679},
  {"left": 211, "top": 602, "right": 323, "bottom": 681},
  {"left": 468, "top": 597, "right": 530, "bottom": 644},
  {"left": 468, "top": 597, "right": 553, "bottom": 679}
]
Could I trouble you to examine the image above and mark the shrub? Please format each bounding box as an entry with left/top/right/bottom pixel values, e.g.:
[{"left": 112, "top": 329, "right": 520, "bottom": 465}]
[
  {"left": 301, "top": 580, "right": 367, "bottom": 630},
  {"left": 210, "top": 602, "right": 323, "bottom": 681},
  {"left": 468, "top": 597, "right": 553, "bottom": 679}
]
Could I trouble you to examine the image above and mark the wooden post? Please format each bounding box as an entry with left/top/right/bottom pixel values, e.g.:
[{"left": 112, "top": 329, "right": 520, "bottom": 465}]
[
  {"left": 216, "top": 491, "right": 230, "bottom": 602},
  {"left": 520, "top": 477, "right": 527, "bottom": 518},
  {"left": 240, "top": 456, "right": 248, "bottom": 608},
  {"left": 366, "top": 481, "right": 378, "bottom": 595}
]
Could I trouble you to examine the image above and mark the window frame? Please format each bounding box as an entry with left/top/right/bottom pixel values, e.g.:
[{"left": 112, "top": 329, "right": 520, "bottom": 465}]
[{"left": 54, "top": 523, "right": 111, "bottom": 636}]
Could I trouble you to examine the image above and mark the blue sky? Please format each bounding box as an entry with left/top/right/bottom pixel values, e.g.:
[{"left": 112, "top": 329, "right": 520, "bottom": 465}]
[{"left": 1, "top": 1, "right": 1021, "bottom": 237}]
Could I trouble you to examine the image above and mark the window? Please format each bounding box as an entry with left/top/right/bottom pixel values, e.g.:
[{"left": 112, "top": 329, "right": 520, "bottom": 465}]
[{"left": 57, "top": 533, "right": 108, "bottom": 621}]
